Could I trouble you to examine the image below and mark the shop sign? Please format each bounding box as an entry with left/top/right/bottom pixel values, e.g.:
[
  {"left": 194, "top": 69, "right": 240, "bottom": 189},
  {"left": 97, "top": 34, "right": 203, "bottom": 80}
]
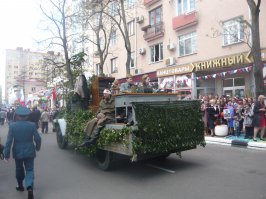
[
  {"left": 157, "top": 64, "right": 194, "bottom": 77},
  {"left": 192, "top": 53, "right": 250, "bottom": 71}
]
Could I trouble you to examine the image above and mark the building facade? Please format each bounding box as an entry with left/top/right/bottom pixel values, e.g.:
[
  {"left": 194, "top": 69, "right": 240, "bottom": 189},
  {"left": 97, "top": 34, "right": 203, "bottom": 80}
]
[
  {"left": 5, "top": 47, "right": 48, "bottom": 105},
  {"left": 90, "top": 0, "right": 266, "bottom": 98}
]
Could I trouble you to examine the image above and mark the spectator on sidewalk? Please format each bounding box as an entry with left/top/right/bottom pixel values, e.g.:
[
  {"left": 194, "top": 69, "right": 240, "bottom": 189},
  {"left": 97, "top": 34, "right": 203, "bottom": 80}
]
[
  {"left": 252, "top": 95, "right": 266, "bottom": 141},
  {"left": 207, "top": 99, "right": 219, "bottom": 137},
  {"left": 3, "top": 106, "right": 41, "bottom": 199},
  {"left": 40, "top": 109, "right": 49, "bottom": 134}
]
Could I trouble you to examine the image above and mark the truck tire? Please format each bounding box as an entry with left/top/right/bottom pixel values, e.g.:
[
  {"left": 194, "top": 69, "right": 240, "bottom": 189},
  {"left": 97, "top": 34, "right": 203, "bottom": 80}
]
[
  {"left": 56, "top": 127, "right": 68, "bottom": 149},
  {"left": 96, "top": 149, "right": 113, "bottom": 171}
]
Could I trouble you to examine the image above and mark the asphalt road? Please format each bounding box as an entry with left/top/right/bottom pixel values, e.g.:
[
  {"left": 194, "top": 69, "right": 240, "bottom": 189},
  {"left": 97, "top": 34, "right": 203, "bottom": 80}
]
[{"left": 1, "top": 122, "right": 266, "bottom": 199}]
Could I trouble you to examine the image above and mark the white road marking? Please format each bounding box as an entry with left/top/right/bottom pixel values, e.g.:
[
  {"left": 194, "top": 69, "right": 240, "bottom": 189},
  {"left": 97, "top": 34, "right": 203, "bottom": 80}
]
[{"left": 145, "top": 164, "right": 176, "bottom": 174}]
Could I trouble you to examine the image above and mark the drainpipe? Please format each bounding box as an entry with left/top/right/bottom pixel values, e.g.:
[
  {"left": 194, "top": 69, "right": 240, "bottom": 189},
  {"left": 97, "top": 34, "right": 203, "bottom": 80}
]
[{"left": 134, "top": 3, "right": 137, "bottom": 74}]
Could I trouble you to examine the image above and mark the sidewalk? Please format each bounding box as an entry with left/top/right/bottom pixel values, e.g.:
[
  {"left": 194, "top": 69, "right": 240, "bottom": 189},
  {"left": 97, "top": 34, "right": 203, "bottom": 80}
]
[{"left": 205, "top": 134, "right": 266, "bottom": 150}]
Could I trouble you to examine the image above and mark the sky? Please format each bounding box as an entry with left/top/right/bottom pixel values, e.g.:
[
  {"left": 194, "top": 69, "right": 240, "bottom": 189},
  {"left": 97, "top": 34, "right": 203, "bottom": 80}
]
[{"left": 0, "top": 0, "right": 43, "bottom": 98}]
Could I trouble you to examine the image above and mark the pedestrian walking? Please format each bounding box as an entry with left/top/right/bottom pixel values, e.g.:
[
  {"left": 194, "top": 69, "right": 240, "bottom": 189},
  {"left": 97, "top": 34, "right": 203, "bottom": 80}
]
[
  {"left": 3, "top": 106, "right": 41, "bottom": 199},
  {"left": 28, "top": 106, "right": 41, "bottom": 129},
  {"left": 40, "top": 109, "right": 49, "bottom": 134},
  {"left": 0, "top": 108, "right": 6, "bottom": 125}
]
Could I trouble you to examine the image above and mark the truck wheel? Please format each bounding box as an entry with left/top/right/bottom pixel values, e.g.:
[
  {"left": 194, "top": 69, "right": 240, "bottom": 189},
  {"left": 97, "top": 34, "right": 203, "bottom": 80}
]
[
  {"left": 56, "top": 127, "right": 68, "bottom": 149},
  {"left": 96, "top": 149, "right": 113, "bottom": 171}
]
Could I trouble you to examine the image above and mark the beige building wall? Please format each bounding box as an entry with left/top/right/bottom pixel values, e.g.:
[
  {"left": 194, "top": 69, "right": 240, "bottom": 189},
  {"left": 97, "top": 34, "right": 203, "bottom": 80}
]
[{"left": 95, "top": 0, "right": 265, "bottom": 80}]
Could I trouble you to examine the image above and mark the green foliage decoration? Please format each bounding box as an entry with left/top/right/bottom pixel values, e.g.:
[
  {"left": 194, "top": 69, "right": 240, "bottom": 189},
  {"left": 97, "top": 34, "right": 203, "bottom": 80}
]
[
  {"left": 97, "top": 127, "right": 131, "bottom": 148},
  {"left": 65, "top": 109, "right": 94, "bottom": 154},
  {"left": 132, "top": 100, "right": 206, "bottom": 154}
]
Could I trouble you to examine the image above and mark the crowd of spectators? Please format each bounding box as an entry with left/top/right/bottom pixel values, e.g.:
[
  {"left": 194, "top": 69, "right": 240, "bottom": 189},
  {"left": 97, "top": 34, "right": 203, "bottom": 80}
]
[{"left": 199, "top": 94, "right": 266, "bottom": 141}]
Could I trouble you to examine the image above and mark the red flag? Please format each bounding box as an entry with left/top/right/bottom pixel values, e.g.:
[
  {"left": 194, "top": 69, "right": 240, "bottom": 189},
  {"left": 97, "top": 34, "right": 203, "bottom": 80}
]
[{"left": 52, "top": 88, "right": 57, "bottom": 101}]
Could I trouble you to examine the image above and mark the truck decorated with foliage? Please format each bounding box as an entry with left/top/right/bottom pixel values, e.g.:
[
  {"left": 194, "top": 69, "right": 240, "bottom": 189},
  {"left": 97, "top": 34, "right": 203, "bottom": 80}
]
[{"left": 54, "top": 77, "right": 205, "bottom": 170}]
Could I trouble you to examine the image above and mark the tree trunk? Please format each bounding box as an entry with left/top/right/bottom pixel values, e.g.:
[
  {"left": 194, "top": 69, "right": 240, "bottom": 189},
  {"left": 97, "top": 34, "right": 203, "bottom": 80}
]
[
  {"left": 247, "top": 0, "right": 265, "bottom": 96},
  {"left": 120, "top": 0, "right": 131, "bottom": 75}
]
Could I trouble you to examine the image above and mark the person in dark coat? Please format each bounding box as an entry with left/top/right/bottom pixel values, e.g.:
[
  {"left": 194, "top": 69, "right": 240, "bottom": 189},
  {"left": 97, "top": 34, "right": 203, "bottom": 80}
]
[
  {"left": 28, "top": 106, "right": 41, "bottom": 129},
  {"left": 3, "top": 106, "right": 41, "bottom": 199},
  {"left": 74, "top": 74, "right": 90, "bottom": 110},
  {"left": 252, "top": 95, "right": 266, "bottom": 141},
  {"left": 207, "top": 99, "right": 220, "bottom": 136}
]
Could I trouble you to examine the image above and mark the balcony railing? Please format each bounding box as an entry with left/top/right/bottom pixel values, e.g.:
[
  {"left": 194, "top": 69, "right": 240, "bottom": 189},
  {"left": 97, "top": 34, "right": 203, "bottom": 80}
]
[
  {"left": 143, "top": 22, "right": 164, "bottom": 42},
  {"left": 172, "top": 11, "right": 198, "bottom": 31},
  {"left": 144, "top": 0, "right": 161, "bottom": 7}
]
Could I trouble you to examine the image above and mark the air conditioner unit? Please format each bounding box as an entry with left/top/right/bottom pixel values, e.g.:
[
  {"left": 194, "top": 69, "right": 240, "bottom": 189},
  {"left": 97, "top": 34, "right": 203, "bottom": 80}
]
[
  {"left": 139, "top": 48, "right": 146, "bottom": 55},
  {"left": 136, "top": 15, "right": 144, "bottom": 24},
  {"left": 165, "top": 57, "right": 176, "bottom": 66},
  {"left": 167, "top": 43, "right": 175, "bottom": 51},
  {"left": 135, "top": 69, "right": 142, "bottom": 75}
]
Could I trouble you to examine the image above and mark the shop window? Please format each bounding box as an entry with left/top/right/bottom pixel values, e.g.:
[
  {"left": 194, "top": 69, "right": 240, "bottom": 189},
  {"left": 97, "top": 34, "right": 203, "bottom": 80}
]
[
  {"left": 223, "top": 77, "right": 245, "bottom": 87},
  {"left": 223, "top": 78, "right": 233, "bottom": 87},
  {"left": 178, "top": 32, "right": 197, "bottom": 56},
  {"left": 177, "top": 0, "right": 196, "bottom": 16},
  {"left": 234, "top": 77, "right": 245, "bottom": 86},
  {"left": 150, "top": 43, "right": 163, "bottom": 63},
  {"left": 223, "top": 17, "right": 244, "bottom": 46}
]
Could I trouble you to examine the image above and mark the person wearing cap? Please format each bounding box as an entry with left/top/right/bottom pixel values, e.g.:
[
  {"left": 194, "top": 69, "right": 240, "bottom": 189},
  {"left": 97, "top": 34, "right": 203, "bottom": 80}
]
[
  {"left": 3, "top": 106, "right": 41, "bottom": 199},
  {"left": 120, "top": 74, "right": 134, "bottom": 93},
  {"left": 252, "top": 95, "right": 266, "bottom": 141},
  {"left": 137, "top": 74, "right": 153, "bottom": 93},
  {"left": 80, "top": 89, "right": 115, "bottom": 147}
]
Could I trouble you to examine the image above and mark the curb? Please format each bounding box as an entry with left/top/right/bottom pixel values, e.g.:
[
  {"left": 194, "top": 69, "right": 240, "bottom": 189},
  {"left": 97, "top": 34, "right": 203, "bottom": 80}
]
[{"left": 205, "top": 137, "right": 266, "bottom": 151}]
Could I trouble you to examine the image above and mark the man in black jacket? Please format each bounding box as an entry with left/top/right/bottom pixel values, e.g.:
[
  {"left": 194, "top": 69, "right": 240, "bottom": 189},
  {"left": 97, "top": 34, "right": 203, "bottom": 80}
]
[{"left": 28, "top": 106, "right": 41, "bottom": 129}]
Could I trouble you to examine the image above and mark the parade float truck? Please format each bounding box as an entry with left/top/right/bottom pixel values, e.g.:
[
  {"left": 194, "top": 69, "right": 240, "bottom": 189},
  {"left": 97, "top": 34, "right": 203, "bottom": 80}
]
[{"left": 53, "top": 77, "right": 205, "bottom": 170}]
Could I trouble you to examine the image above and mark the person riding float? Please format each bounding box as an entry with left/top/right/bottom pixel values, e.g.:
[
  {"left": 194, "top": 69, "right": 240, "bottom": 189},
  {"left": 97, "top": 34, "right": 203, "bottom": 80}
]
[{"left": 79, "top": 89, "right": 115, "bottom": 147}]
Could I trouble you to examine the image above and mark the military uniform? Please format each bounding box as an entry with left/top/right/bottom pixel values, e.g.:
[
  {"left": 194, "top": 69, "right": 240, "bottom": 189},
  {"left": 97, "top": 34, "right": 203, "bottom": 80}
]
[
  {"left": 85, "top": 96, "right": 115, "bottom": 137},
  {"left": 3, "top": 106, "right": 41, "bottom": 199}
]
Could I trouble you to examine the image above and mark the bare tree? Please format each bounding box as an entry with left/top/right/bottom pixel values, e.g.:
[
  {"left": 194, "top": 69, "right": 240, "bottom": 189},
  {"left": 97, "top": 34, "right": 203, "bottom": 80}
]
[
  {"left": 81, "top": 0, "right": 115, "bottom": 75},
  {"left": 86, "top": 0, "right": 133, "bottom": 75},
  {"left": 39, "top": 0, "right": 82, "bottom": 89},
  {"left": 247, "top": 0, "right": 265, "bottom": 96},
  {"left": 107, "top": 0, "right": 132, "bottom": 75}
]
